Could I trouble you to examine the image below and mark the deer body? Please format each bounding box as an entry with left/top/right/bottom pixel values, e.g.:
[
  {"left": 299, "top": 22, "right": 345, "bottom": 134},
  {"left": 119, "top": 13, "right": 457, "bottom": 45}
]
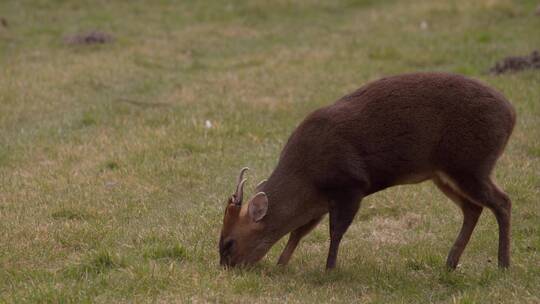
[{"left": 219, "top": 72, "right": 515, "bottom": 270}]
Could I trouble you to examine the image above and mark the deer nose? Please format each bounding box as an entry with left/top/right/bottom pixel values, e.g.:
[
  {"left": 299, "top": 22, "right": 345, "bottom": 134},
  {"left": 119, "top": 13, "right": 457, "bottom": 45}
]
[{"left": 220, "top": 256, "right": 236, "bottom": 268}]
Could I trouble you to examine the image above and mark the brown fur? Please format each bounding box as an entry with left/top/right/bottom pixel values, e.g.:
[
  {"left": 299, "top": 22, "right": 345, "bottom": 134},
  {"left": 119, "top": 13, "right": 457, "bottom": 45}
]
[{"left": 219, "top": 72, "right": 516, "bottom": 270}]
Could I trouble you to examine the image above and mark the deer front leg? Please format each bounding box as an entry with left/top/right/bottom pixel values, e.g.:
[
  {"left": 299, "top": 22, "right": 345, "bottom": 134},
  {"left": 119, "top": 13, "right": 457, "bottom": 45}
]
[
  {"left": 326, "top": 192, "right": 362, "bottom": 270},
  {"left": 277, "top": 216, "right": 323, "bottom": 266}
]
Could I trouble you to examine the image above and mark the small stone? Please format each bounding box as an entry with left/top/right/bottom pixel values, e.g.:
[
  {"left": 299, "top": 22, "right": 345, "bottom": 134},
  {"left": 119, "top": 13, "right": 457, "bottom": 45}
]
[{"left": 105, "top": 181, "right": 117, "bottom": 188}]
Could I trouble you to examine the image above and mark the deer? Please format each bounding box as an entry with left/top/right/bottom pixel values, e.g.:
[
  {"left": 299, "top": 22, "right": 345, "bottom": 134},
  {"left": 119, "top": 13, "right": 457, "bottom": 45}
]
[{"left": 218, "top": 72, "right": 516, "bottom": 270}]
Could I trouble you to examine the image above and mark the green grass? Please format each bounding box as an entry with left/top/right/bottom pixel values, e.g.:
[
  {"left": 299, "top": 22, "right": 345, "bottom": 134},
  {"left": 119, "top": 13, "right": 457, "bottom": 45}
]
[{"left": 0, "top": 0, "right": 539, "bottom": 303}]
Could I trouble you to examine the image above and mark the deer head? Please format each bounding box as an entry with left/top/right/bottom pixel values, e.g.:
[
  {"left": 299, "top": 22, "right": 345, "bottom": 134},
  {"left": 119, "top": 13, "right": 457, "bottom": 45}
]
[{"left": 219, "top": 167, "right": 271, "bottom": 267}]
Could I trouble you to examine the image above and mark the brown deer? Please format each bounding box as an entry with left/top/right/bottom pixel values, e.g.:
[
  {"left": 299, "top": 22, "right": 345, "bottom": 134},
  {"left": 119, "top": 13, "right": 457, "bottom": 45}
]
[{"left": 219, "top": 72, "right": 516, "bottom": 270}]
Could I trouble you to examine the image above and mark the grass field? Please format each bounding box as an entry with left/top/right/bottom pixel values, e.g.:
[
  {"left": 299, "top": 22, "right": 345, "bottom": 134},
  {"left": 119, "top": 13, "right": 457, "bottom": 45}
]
[{"left": 1, "top": 0, "right": 539, "bottom": 303}]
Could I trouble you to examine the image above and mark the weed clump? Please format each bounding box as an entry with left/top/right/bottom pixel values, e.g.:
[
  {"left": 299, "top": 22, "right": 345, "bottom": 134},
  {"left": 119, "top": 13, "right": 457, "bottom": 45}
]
[
  {"left": 51, "top": 209, "right": 91, "bottom": 220},
  {"left": 65, "top": 250, "right": 124, "bottom": 278},
  {"left": 143, "top": 244, "right": 187, "bottom": 261},
  {"left": 103, "top": 160, "right": 120, "bottom": 171}
]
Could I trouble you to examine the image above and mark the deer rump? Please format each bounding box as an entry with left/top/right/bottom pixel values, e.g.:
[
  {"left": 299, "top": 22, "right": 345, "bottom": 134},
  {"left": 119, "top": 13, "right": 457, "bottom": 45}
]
[{"left": 219, "top": 72, "right": 516, "bottom": 270}]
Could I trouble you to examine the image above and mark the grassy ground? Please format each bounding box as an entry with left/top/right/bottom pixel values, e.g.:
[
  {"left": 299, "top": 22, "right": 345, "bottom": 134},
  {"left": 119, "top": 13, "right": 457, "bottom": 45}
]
[{"left": 0, "top": 0, "right": 539, "bottom": 303}]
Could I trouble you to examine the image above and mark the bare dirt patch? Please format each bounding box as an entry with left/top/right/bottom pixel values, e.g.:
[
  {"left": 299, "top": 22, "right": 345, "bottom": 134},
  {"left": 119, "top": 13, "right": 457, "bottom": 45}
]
[
  {"left": 347, "top": 211, "right": 427, "bottom": 247},
  {"left": 64, "top": 31, "right": 114, "bottom": 45},
  {"left": 489, "top": 50, "right": 540, "bottom": 74},
  {"left": 368, "top": 212, "right": 423, "bottom": 245}
]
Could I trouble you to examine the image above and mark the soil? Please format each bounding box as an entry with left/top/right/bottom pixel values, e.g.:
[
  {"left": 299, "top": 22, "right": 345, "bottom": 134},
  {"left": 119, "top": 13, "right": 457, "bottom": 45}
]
[
  {"left": 490, "top": 50, "right": 540, "bottom": 74},
  {"left": 64, "top": 31, "right": 113, "bottom": 45}
]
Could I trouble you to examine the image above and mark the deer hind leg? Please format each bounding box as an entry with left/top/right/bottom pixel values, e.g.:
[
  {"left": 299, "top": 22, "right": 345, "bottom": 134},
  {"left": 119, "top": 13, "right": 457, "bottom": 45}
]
[
  {"left": 437, "top": 172, "right": 512, "bottom": 268},
  {"left": 433, "top": 175, "right": 483, "bottom": 269},
  {"left": 277, "top": 216, "right": 324, "bottom": 266},
  {"left": 489, "top": 183, "right": 512, "bottom": 268}
]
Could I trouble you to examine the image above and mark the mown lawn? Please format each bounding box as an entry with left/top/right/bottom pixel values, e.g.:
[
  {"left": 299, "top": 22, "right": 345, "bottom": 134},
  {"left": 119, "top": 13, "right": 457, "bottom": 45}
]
[{"left": 0, "top": 0, "right": 539, "bottom": 303}]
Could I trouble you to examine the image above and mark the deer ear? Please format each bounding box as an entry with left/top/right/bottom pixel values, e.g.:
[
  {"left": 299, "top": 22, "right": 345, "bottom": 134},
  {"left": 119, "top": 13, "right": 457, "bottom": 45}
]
[{"left": 247, "top": 192, "right": 268, "bottom": 222}]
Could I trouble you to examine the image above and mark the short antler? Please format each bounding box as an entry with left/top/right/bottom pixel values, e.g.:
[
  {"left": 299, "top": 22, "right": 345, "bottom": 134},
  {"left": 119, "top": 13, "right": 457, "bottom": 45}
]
[{"left": 232, "top": 167, "right": 249, "bottom": 205}]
